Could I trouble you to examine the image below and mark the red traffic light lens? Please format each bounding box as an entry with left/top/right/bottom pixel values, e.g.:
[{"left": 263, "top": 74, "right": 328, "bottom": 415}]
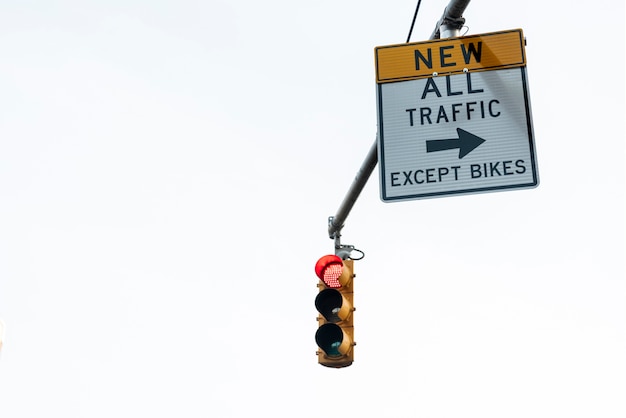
[{"left": 315, "top": 255, "right": 344, "bottom": 288}]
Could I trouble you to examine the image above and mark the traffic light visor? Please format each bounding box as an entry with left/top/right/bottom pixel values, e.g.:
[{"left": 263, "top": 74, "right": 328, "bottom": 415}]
[{"left": 315, "top": 254, "right": 346, "bottom": 289}]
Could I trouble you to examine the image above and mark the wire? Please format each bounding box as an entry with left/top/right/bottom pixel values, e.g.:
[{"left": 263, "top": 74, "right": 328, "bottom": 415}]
[
  {"left": 349, "top": 248, "right": 365, "bottom": 261},
  {"left": 406, "top": 0, "right": 423, "bottom": 43}
]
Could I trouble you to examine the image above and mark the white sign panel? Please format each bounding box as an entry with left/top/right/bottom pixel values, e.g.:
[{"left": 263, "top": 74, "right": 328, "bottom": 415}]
[{"left": 375, "top": 30, "right": 539, "bottom": 202}]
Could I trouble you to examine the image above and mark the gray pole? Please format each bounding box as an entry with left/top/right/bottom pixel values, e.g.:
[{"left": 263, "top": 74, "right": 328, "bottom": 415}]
[
  {"left": 327, "top": 0, "right": 471, "bottom": 243},
  {"left": 430, "top": 0, "right": 471, "bottom": 39},
  {"left": 327, "top": 140, "right": 378, "bottom": 240}
]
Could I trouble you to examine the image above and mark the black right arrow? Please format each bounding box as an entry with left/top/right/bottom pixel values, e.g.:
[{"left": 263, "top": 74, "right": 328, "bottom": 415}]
[{"left": 426, "top": 128, "right": 486, "bottom": 159}]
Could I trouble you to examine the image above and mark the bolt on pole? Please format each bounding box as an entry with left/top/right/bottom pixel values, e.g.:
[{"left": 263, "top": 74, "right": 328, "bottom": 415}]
[{"left": 327, "top": 0, "right": 471, "bottom": 243}]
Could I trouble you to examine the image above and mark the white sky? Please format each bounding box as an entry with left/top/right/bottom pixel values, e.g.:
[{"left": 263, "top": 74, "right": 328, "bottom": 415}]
[{"left": 0, "top": 1, "right": 624, "bottom": 417}]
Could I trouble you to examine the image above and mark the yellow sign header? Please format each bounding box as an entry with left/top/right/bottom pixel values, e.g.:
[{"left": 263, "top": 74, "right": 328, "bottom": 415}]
[{"left": 375, "top": 29, "right": 526, "bottom": 83}]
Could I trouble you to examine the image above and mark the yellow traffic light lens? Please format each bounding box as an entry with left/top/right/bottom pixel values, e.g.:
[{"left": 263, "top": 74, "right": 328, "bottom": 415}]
[{"left": 315, "top": 289, "right": 342, "bottom": 322}]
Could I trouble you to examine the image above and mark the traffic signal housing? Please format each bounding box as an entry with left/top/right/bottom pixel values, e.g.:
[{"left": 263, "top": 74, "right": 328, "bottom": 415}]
[{"left": 314, "top": 255, "right": 355, "bottom": 368}]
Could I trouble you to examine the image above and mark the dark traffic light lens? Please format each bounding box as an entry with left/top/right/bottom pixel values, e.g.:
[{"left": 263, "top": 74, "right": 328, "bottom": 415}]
[
  {"left": 314, "top": 289, "right": 343, "bottom": 323},
  {"left": 315, "top": 323, "right": 344, "bottom": 357}
]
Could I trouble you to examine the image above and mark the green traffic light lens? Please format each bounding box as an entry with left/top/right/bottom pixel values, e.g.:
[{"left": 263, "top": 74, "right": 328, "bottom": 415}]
[{"left": 315, "top": 323, "right": 344, "bottom": 357}]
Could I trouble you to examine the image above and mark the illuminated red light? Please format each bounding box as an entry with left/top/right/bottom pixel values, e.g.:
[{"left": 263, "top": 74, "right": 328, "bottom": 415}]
[{"left": 315, "top": 255, "right": 344, "bottom": 289}]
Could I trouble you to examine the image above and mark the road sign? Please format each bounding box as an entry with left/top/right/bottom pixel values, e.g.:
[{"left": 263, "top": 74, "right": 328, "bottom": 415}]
[{"left": 375, "top": 29, "right": 539, "bottom": 202}]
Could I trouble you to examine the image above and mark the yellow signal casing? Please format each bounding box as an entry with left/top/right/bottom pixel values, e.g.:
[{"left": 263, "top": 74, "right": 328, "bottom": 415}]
[{"left": 316, "top": 259, "right": 355, "bottom": 368}]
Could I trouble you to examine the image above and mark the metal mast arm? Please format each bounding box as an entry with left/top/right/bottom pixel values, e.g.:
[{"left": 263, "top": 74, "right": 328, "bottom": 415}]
[
  {"left": 328, "top": 140, "right": 378, "bottom": 240},
  {"left": 327, "top": 0, "right": 471, "bottom": 243}
]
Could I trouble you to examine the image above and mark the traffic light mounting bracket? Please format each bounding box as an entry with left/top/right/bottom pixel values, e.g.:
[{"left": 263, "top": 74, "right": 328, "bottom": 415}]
[{"left": 328, "top": 216, "right": 364, "bottom": 261}]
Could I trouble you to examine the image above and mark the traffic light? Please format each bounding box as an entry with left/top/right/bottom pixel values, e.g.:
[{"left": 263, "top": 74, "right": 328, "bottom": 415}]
[{"left": 314, "top": 254, "right": 355, "bottom": 368}]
